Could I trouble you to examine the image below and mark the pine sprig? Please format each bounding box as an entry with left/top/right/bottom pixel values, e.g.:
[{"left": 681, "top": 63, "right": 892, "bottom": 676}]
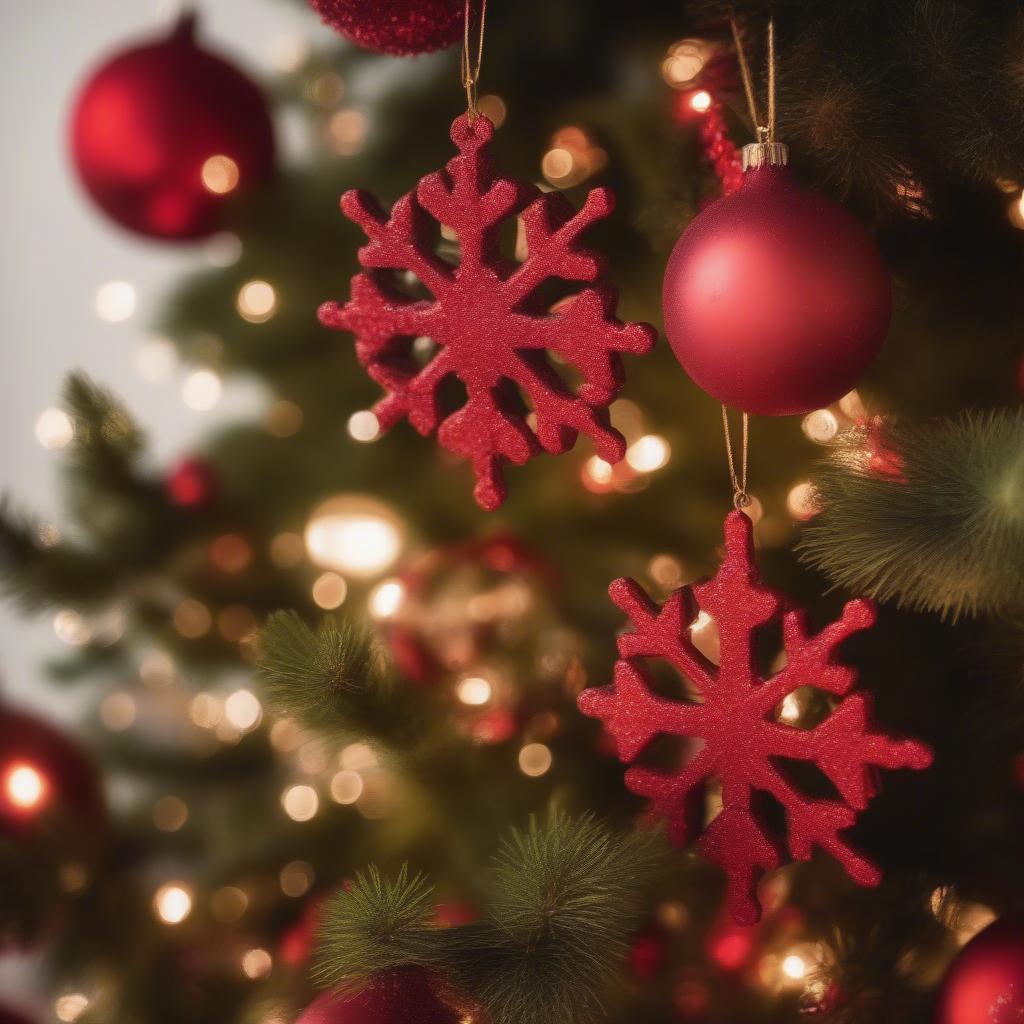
[
  {"left": 798, "top": 411, "right": 1024, "bottom": 618},
  {"left": 456, "top": 813, "right": 664, "bottom": 1024},
  {"left": 257, "top": 610, "right": 391, "bottom": 736},
  {"left": 313, "top": 865, "right": 440, "bottom": 992}
]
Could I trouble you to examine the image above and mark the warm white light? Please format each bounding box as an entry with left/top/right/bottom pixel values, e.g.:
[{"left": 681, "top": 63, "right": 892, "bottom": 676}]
[
  {"left": 781, "top": 953, "right": 807, "bottom": 980},
  {"left": 787, "top": 482, "right": 819, "bottom": 521},
  {"left": 330, "top": 769, "right": 364, "bottom": 805},
  {"left": 585, "top": 456, "right": 613, "bottom": 485},
  {"left": 35, "top": 408, "right": 74, "bottom": 450},
  {"left": 241, "top": 947, "right": 273, "bottom": 979},
  {"left": 801, "top": 409, "right": 839, "bottom": 444},
  {"left": 237, "top": 280, "right": 278, "bottom": 323},
  {"left": 779, "top": 693, "right": 802, "bottom": 723},
  {"left": 154, "top": 883, "right": 193, "bottom": 924},
  {"left": 54, "top": 993, "right": 89, "bottom": 1023},
  {"left": 4, "top": 763, "right": 47, "bottom": 810},
  {"left": 328, "top": 109, "right": 367, "bottom": 155},
  {"left": 153, "top": 795, "right": 189, "bottom": 832},
  {"left": 690, "top": 90, "right": 713, "bottom": 113},
  {"left": 369, "top": 579, "right": 405, "bottom": 619},
  {"left": 201, "top": 154, "right": 240, "bottom": 195},
  {"left": 95, "top": 280, "right": 137, "bottom": 322},
  {"left": 100, "top": 691, "right": 137, "bottom": 731},
  {"left": 224, "top": 689, "right": 262, "bottom": 730},
  {"left": 347, "top": 410, "right": 380, "bottom": 442},
  {"left": 626, "top": 434, "right": 670, "bottom": 472},
  {"left": 189, "top": 692, "right": 223, "bottom": 729},
  {"left": 304, "top": 497, "right": 402, "bottom": 577},
  {"left": 310, "top": 571, "right": 346, "bottom": 610},
  {"left": 270, "top": 31, "right": 311, "bottom": 72},
  {"left": 340, "top": 742, "right": 379, "bottom": 771},
  {"left": 206, "top": 231, "right": 243, "bottom": 267},
  {"left": 182, "top": 369, "right": 222, "bottom": 411},
  {"left": 280, "top": 860, "right": 315, "bottom": 897},
  {"left": 518, "top": 743, "right": 552, "bottom": 777},
  {"left": 541, "top": 147, "right": 575, "bottom": 183},
  {"left": 456, "top": 676, "right": 492, "bottom": 706},
  {"left": 282, "top": 784, "right": 319, "bottom": 821},
  {"left": 135, "top": 337, "right": 178, "bottom": 382},
  {"left": 54, "top": 609, "right": 90, "bottom": 646}
]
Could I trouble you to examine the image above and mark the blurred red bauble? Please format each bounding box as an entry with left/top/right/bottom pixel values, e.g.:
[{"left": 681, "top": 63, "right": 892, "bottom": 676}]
[
  {"left": 309, "top": 0, "right": 463, "bottom": 56},
  {"left": 166, "top": 457, "right": 218, "bottom": 507},
  {"left": 0, "top": 705, "right": 104, "bottom": 833},
  {"left": 935, "top": 916, "right": 1024, "bottom": 1024},
  {"left": 295, "top": 968, "right": 462, "bottom": 1024},
  {"left": 662, "top": 150, "right": 890, "bottom": 415},
  {"left": 627, "top": 922, "right": 668, "bottom": 981},
  {"left": 69, "top": 14, "right": 274, "bottom": 240}
]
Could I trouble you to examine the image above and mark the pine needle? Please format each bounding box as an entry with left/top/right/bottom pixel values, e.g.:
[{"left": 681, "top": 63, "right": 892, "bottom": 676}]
[{"left": 798, "top": 411, "right": 1024, "bottom": 619}]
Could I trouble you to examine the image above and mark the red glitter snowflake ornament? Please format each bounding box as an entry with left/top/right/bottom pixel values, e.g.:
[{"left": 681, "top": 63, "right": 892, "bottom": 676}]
[
  {"left": 578, "top": 511, "right": 932, "bottom": 924},
  {"left": 319, "top": 113, "right": 655, "bottom": 510}
]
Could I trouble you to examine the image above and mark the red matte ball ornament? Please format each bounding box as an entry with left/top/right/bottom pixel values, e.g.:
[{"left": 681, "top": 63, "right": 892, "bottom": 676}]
[
  {"left": 69, "top": 14, "right": 274, "bottom": 241},
  {"left": 294, "top": 968, "right": 462, "bottom": 1024},
  {"left": 662, "top": 144, "right": 891, "bottom": 415},
  {"left": 935, "top": 915, "right": 1024, "bottom": 1024},
  {"left": 309, "top": 0, "right": 464, "bottom": 55}
]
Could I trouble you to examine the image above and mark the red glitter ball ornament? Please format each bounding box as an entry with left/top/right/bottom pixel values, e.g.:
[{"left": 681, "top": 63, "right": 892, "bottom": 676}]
[
  {"left": 309, "top": 0, "right": 463, "bottom": 55},
  {"left": 662, "top": 147, "right": 891, "bottom": 415},
  {"left": 577, "top": 510, "right": 932, "bottom": 924},
  {"left": 69, "top": 14, "right": 274, "bottom": 240},
  {"left": 294, "top": 968, "right": 462, "bottom": 1024},
  {"left": 320, "top": 113, "right": 655, "bottom": 510},
  {"left": 935, "top": 915, "right": 1024, "bottom": 1024},
  {"left": 165, "top": 457, "right": 218, "bottom": 507}
]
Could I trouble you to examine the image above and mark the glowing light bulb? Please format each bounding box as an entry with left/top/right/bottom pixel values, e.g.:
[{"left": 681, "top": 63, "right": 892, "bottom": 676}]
[
  {"left": 54, "top": 609, "right": 90, "bottom": 646},
  {"left": 690, "top": 90, "right": 713, "bottom": 113},
  {"left": 456, "top": 676, "right": 493, "bottom": 706},
  {"left": 95, "top": 280, "right": 136, "bottom": 322},
  {"left": 369, "top": 579, "right": 405, "bottom": 619},
  {"left": 35, "top": 408, "right": 74, "bottom": 450},
  {"left": 781, "top": 953, "right": 807, "bottom": 979},
  {"left": 626, "top": 434, "right": 671, "bottom": 472},
  {"left": 477, "top": 94, "right": 507, "bottom": 127},
  {"left": 224, "top": 689, "right": 262, "bottom": 730},
  {"left": 237, "top": 280, "right": 278, "bottom": 323},
  {"left": 347, "top": 410, "right": 380, "bottom": 442},
  {"left": 583, "top": 455, "right": 614, "bottom": 489},
  {"left": 4, "top": 763, "right": 47, "bottom": 810},
  {"left": 282, "top": 784, "right": 319, "bottom": 821},
  {"left": 312, "top": 571, "right": 348, "bottom": 609},
  {"left": 779, "top": 692, "right": 802, "bottom": 723},
  {"left": 54, "top": 993, "right": 89, "bottom": 1023},
  {"left": 801, "top": 409, "right": 839, "bottom": 444},
  {"left": 201, "top": 155, "right": 240, "bottom": 195},
  {"left": 304, "top": 496, "right": 403, "bottom": 577},
  {"left": 787, "top": 482, "right": 819, "bottom": 521},
  {"left": 328, "top": 109, "right": 367, "bottom": 155},
  {"left": 100, "top": 691, "right": 137, "bottom": 731},
  {"left": 154, "top": 883, "right": 192, "bottom": 924},
  {"left": 182, "top": 369, "right": 222, "bottom": 411},
  {"left": 518, "top": 743, "right": 552, "bottom": 777},
  {"left": 330, "top": 769, "right": 363, "bottom": 805},
  {"left": 541, "top": 147, "right": 575, "bottom": 184},
  {"left": 241, "top": 948, "right": 273, "bottom": 979}
]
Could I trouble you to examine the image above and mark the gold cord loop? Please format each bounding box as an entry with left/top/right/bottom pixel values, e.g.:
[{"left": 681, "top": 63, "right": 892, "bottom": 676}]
[
  {"left": 729, "top": 14, "right": 777, "bottom": 144},
  {"left": 721, "top": 407, "right": 751, "bottom": 511},
  {"left": 461, "top": 0, "right": 488, "bottom": 118}
]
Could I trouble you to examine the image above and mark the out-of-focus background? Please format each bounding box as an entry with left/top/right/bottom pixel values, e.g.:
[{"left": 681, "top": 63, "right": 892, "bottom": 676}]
[{"left": 0, "top": 0, "right": 313, "bottom": 718}]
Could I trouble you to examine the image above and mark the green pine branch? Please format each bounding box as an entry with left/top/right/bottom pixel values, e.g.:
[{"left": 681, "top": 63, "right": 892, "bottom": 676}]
[
  {"left": 312, "top": 812, "right": 664, "bottom": 1024},
  {"left": 798, "top": 410, "right": 1024, "bottom": 618}
]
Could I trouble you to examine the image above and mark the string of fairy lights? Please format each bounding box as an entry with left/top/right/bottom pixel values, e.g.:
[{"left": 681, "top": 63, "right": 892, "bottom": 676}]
[{"left": 13, "top": 23, "right": 1019, "bottom": 1024}]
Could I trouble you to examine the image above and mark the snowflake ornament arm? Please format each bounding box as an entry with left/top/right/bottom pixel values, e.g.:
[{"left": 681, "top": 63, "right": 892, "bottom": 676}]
[
  {"left": 578, "top": 510, "right": 932, "bottom": 924},
  {"left": 319, "top": 113, "right": 655, "bottom": 511}
]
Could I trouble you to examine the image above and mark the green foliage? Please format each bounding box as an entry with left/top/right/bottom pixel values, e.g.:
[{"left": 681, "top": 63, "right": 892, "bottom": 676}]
[
  {"left": 257, "top": 610, "right": 390, "bottom": 736},
  {"left": 312, "top": 813, "right": 663, "bottom": 1024},
  {"left": 798, "top": 411, "right": 1024, "bottom": 618},
  {"left": 314, "top": 865, "right": 440, "bottom": 991}
]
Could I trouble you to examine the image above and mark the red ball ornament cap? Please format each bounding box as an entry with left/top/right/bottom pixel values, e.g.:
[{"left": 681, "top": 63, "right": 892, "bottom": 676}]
[
  {"left": 577, "top": 510, "right": 932, "bottom": 924},
  {"left": 662, "top": 142, "right": 891, "bottom": 416}
]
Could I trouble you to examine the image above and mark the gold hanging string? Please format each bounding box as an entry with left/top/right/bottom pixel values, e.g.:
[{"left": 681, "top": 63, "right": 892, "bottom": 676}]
[
  {"left": 461, "top": 0, "right": 488, "bottom": 118},
  {"left": 721, "top": 407, "right": 751, "bottom": 510},
  {"left": 729, "top": 14, "right": 777, "bottom": 143}
]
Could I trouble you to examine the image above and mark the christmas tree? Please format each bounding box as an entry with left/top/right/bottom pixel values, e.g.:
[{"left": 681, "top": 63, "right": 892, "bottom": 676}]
[{"left": 2, "top": 2, "right": 1023, "bottom": 1023}]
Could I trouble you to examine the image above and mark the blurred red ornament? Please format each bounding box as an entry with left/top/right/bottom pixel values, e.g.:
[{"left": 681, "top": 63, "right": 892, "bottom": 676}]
[
  {"left": 166, "top": 457, "right": 218, "bottom": 507},
  {"left": 69, "top": 13, "right": 274, "bottom": 240},
  {"left": 294, "top": 968, "right": 462, "bottom": 1024},
  {"left": 663, "top": 151, "right": 891, "bottom": 415},
  {"left": 627, "top": 922, "right": 669, "bottom": 981},
  {"left": 433, "top": 900, "right": 478, "bottom": 927},
  {"left": 280, "top": 897, "right": 324, "bottom": 967},
  {"left": 0, "top": 705, "right": 104, "bottom": 834},
  {"left": 309, "top": 0, "right": 464, "bottom": 55},
  {"left": 708, "top": 924, "right": 755, "bottom": 971},
  {"left": 935, "top": 916, "right": 1024, "bottom": 1024}
]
